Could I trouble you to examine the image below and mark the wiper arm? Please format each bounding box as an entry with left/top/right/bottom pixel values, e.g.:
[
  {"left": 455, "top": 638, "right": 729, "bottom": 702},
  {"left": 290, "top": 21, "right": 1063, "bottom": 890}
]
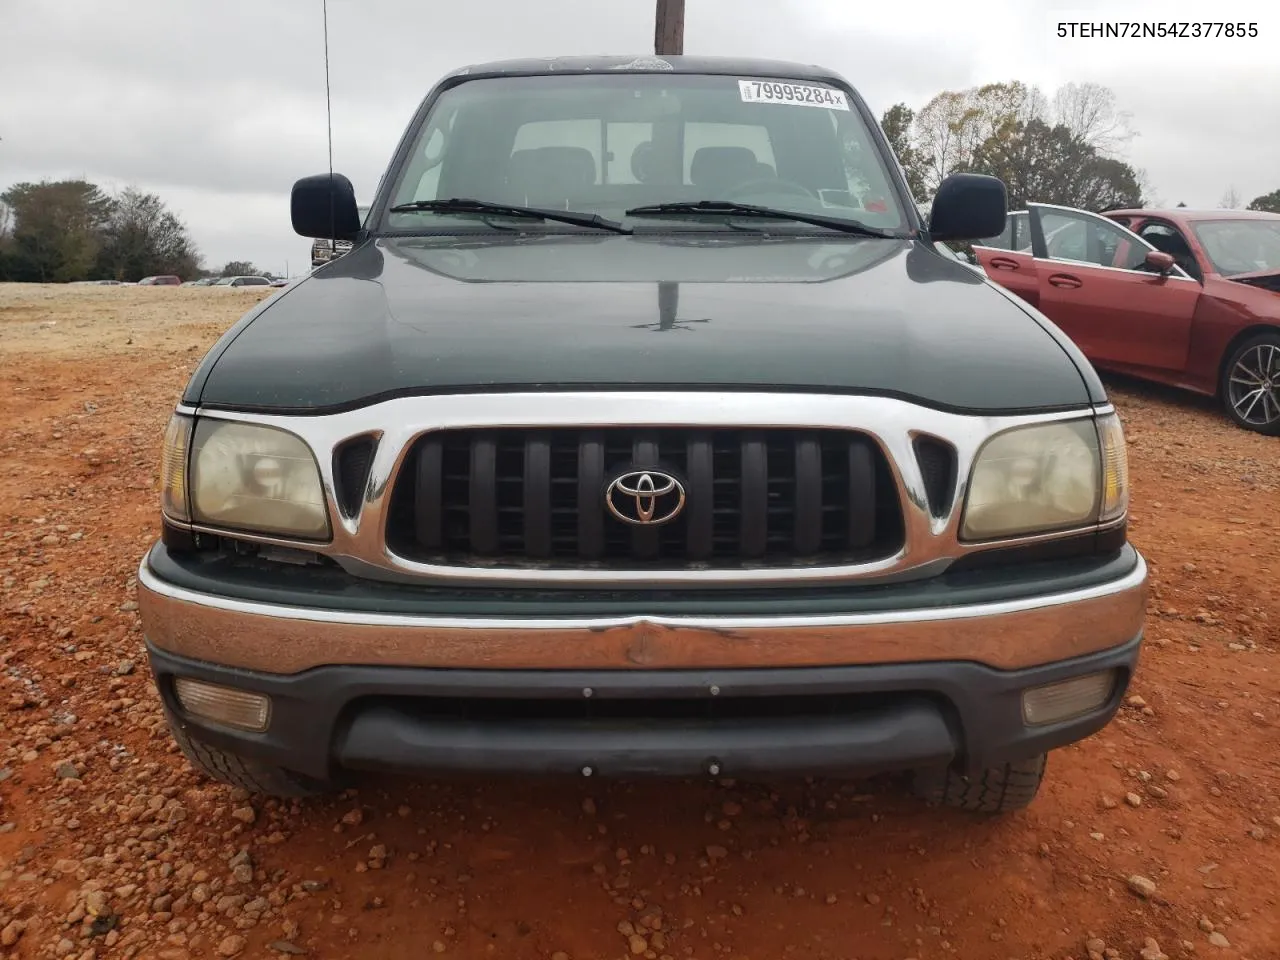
[
  {"left": 388, "top": 198, "right": 631, "bottom": 235},
  {"left": 625, "top": 200, "right": 898, "bottom": 238}
]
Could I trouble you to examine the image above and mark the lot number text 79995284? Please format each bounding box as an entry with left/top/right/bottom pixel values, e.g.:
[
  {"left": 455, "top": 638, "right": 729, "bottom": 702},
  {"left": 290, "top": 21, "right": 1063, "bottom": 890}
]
[{"left": 738, "top": 79, "right": 850, "bottom": 110}]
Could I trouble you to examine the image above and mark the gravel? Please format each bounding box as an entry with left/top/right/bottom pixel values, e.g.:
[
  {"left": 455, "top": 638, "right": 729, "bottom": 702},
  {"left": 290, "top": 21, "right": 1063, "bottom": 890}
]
[{"left": 3, "top": 284, "right": 1279, "bottom": 960}]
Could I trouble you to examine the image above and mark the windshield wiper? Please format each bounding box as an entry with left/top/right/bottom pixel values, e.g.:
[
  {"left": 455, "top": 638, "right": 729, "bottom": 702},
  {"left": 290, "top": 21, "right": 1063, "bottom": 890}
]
[
  {"left": 625, "top": 201, "right": 898, "bottom": 238},
  {"left": 388, "top": 198, "right": 631, "bottom": 235}
]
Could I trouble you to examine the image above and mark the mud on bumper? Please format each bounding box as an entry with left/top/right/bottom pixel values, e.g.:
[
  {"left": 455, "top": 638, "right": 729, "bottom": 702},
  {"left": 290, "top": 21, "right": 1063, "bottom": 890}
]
[{"left": 139, "top": 545, "right": 1147, "bottom": 784}]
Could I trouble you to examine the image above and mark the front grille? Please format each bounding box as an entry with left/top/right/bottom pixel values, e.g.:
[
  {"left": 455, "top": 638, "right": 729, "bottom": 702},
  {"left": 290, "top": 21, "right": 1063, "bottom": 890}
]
[{"left": 385, "top": 428, "right": 903, "bottom": 569}]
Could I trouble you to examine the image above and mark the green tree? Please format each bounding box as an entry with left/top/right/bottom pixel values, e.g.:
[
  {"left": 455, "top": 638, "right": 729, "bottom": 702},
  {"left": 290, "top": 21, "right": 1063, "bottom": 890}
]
[
  {"left": 1247, "top": 189, "right": 1280, "bottom": 213},
  {"left": 973, "top": 118, "right": 1143, "bottom": 211},
  {"left": 219, "top": 260, "right": 260, "bottom": 277},
  {"left": 880, "top": 103, "right": 927, "bottom": 201},
  {"left": 96, "top": 188, "right": 201, "bottom": 281},
  {"left": 0, "top": 180, "right": 114, "bottom": 282}
]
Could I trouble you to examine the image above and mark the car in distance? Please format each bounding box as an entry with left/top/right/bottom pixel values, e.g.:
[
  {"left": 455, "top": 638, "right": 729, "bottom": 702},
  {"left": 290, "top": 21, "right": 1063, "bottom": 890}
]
[
  {"left": 139, "top": 55, "right": 1146, "bottom": 813},
  {"left": 139, "top": 275, "right": 183, "bottom": 286},
  {"left": 212, "top": 276, "right": 273, "bottom": 287},
  {"left": 975, "top": 204, "right": 1280, "bottom": 434}
]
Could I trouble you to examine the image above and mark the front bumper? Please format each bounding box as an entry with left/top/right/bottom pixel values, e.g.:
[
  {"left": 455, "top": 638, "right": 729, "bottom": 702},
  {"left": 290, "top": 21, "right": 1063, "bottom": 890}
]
[{"left": 139, "top": 544, "right": 1147, "bottom": 782}]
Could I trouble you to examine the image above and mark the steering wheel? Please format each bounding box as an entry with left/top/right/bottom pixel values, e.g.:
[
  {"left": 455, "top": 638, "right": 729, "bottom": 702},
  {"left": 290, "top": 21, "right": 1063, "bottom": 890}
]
[{"left": 727, "top": 178, "right": 816, "bottom": 200}]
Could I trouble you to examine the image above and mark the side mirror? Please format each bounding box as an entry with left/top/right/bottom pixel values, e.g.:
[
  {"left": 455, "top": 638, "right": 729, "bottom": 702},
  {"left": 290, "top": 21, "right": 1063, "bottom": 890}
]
[
  {"left": 1144, "top": 250, "right": 1175, "bottom": 274},
  {"left": 928, "top": 173, "right": 1007, "bottom": 242},
  {"left": 291, "top": 173, "right": 361, "bottom": 241}
]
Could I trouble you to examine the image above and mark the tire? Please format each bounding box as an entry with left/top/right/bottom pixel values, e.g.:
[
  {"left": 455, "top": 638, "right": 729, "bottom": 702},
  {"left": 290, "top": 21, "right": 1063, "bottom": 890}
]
[
  {"left": 912, "top": 753, "right": 1047, "bottom": 814},
  {"left": 1221, "top": 333, "right": 1280, "bottom": 435},
  {"left": 168, "top": 718, "right": 333, "bottom": 799}
]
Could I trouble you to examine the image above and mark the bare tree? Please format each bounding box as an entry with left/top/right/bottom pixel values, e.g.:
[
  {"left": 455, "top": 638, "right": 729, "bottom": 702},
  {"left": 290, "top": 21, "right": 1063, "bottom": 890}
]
[
  {"left": 1051, "top": 82, "right": 1135, "bottom": 156},
  {"left": 913, "top": 90, "right": 969, "bottom": 189},
  {"left": 1219, "top": 185, "right": 1242, "bottom": 209},
  {"left": 913, "top": 83, "right": 1035, "bottom": 193}
]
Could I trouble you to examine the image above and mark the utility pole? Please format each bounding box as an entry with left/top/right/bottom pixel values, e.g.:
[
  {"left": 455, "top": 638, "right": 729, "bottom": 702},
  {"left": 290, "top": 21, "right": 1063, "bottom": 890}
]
[{"left": 654, "top": 0, "right": 684, "bottom": 55}]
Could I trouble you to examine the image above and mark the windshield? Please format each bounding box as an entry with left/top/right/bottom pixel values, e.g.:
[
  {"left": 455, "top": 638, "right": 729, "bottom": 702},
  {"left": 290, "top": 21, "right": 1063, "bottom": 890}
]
[
  {"left": 1191, "top": 219, "right": 1280, "bottom": 276},
  {"left": 383, "top": 73, "right": 906, "bottom": 234}
]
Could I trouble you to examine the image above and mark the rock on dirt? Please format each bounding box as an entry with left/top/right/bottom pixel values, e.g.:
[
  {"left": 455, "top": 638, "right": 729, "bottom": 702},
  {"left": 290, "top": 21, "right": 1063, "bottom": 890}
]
[
  {"left": 1127, "top": 875, "right": 1158, "bottom": 899},
  {"left": 230, "top": 805, "right": 257, "bottom": 824}
]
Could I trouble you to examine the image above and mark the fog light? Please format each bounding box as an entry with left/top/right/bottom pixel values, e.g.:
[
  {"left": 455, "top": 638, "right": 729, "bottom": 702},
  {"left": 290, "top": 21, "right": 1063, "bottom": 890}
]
[
  {"left": 1021, "top": 671, "right": 1115, "bottom": 726},
  {"left": 174, "top": 678, "right": 271, "bottom": 732}
]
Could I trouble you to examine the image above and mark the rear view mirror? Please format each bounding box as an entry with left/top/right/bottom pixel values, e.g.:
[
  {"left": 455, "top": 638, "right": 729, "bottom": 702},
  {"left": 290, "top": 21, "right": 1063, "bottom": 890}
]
[
  {"left": 929, "top": 173, "right": 1007, "bottom": 242},
  {"left": 291, "top": 173, "right": 361, "bottom": 241},
  {"left": 1144, "top": 250, "right": 1176, "bottom": 274}
]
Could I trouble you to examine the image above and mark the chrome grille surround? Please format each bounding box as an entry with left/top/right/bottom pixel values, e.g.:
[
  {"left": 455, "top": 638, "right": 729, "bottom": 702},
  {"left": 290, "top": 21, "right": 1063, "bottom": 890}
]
[{"left": 173, "top": 392, "right": 1120, "bottom": 587}]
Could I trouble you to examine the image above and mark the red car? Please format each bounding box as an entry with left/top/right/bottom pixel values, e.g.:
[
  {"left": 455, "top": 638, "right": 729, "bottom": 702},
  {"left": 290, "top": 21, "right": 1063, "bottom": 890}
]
[
  {"left": 138, "top": 275, "right": 182, "bottom": 286},
  {"left": 973, "top": 204, "right": 1280, "bottom": 433}
]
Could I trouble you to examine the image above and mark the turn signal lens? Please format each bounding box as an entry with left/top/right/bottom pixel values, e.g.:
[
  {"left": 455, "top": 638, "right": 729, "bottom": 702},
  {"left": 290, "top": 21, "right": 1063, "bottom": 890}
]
[
  {"left": 1021, "top": 671, "right": 1115, "bottom": 726},
  {"left": 160, "top": 414, "right": 192, "bottom": 522},
  {"left": 173, "top": 678, "right": 271, "bottom": 732},
  {"left": 1097, "top": 412, "right": 1130, "bottom": 523}
]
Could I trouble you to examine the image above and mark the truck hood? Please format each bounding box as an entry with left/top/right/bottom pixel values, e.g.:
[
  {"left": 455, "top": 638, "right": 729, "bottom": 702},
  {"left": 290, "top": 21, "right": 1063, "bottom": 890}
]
[
  {"left": 1227, "top": 269, "right": 1280, "bottom": 294},
  {"left": 190, "top": 234, "right": 1100, "bottom": 414}
]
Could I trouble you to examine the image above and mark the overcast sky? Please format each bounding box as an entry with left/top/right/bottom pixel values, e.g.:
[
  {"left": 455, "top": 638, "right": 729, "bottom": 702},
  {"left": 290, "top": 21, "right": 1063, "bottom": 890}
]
[{"left": 2, "top": 0, "right": 1277, "bottom": 275}]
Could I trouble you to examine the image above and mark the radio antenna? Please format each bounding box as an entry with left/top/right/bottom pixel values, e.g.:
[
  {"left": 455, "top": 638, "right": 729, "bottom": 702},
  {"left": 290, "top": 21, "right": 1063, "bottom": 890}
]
[{"left": 322, "top": 0, "right": 335, "bottom": 243}]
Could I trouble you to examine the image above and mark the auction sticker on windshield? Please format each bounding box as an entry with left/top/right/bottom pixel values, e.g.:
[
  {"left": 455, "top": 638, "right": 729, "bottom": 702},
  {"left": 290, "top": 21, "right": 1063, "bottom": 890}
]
[{"left": 739, "top": 79, "right": 849, "bottom": 110}]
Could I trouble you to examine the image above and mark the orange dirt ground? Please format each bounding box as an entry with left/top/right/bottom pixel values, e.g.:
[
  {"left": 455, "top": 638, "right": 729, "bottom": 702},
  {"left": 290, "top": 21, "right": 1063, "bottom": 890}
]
[{"left": 0, "top": 284, "right": 1277, "bottom": 960}]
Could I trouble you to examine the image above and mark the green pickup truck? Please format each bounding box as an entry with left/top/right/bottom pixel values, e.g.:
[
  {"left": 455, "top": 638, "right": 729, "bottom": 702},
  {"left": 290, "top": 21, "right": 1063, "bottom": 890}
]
[{"left": 140, "top": 55, "right": 1145, "bottom": 813}]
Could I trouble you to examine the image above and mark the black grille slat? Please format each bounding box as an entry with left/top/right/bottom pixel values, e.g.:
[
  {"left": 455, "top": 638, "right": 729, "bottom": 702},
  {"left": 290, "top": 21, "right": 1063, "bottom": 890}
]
[
  {"left": 739, "top": 436, "right": 768, "bottom": 559},
  {"left": 793, "top": 437, "right": 823, "bottom": 555},
  {"left": 684, "top": 435, "right": 713, "bottom": 561},
  {"left": 469, "top": 436, "right": 499, "bottom": 556},
  {"left": 388, "top": 427, "right": 902, "bottom": 569},
  {"left": 848, "top": 439, "right": 876, "bottom": 549},
  {"left": 523, "top": 436, "right": 552, "bottom": 558},
  {"left": 577, "top": 435, "right": 606, "bottom": 560},
  {"left": 412, "top": 437, "right": 443, "bottom": 549}
]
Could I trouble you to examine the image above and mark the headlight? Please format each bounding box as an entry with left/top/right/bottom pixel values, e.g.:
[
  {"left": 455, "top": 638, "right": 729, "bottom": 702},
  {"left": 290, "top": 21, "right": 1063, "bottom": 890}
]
[
  {"left": 961, "top": 417, "right": 1111, "bottom": 541},
  {"left": 189, "top": 419, "right": 330, "bottom": 539}
]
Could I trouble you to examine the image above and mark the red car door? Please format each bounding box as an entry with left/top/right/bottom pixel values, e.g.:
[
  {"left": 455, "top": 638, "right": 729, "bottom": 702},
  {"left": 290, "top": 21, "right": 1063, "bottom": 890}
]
[
  {"left": 973, "top": 212, "right": 1039, "bottom": 306},
  {"left": 974, "top": 246, "right": 1039, "bottom": 306},
  {"left": 1029, "top": 205, "right": 1200, "bottom": 370}
]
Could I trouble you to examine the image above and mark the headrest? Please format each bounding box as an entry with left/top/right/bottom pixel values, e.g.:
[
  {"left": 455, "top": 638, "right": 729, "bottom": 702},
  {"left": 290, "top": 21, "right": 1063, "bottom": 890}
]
[
  {"left": 508, "top": 146, "right": 597, "bottom": 190},
  {"left": 690, "top": 146, "right": 765, "bottom": 188}
]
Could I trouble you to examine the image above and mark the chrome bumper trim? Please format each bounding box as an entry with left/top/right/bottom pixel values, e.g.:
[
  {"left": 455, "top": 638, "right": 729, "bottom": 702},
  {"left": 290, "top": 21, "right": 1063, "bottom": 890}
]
[{"left": 138, "top": 551, "right": 1147, "bottom": 673}]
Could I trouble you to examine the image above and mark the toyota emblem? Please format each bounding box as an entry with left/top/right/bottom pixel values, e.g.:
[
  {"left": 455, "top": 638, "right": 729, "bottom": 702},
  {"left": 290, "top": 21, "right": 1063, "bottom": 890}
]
[{"left": 605, "top": 470, "right": 686, "bottom": 526}]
